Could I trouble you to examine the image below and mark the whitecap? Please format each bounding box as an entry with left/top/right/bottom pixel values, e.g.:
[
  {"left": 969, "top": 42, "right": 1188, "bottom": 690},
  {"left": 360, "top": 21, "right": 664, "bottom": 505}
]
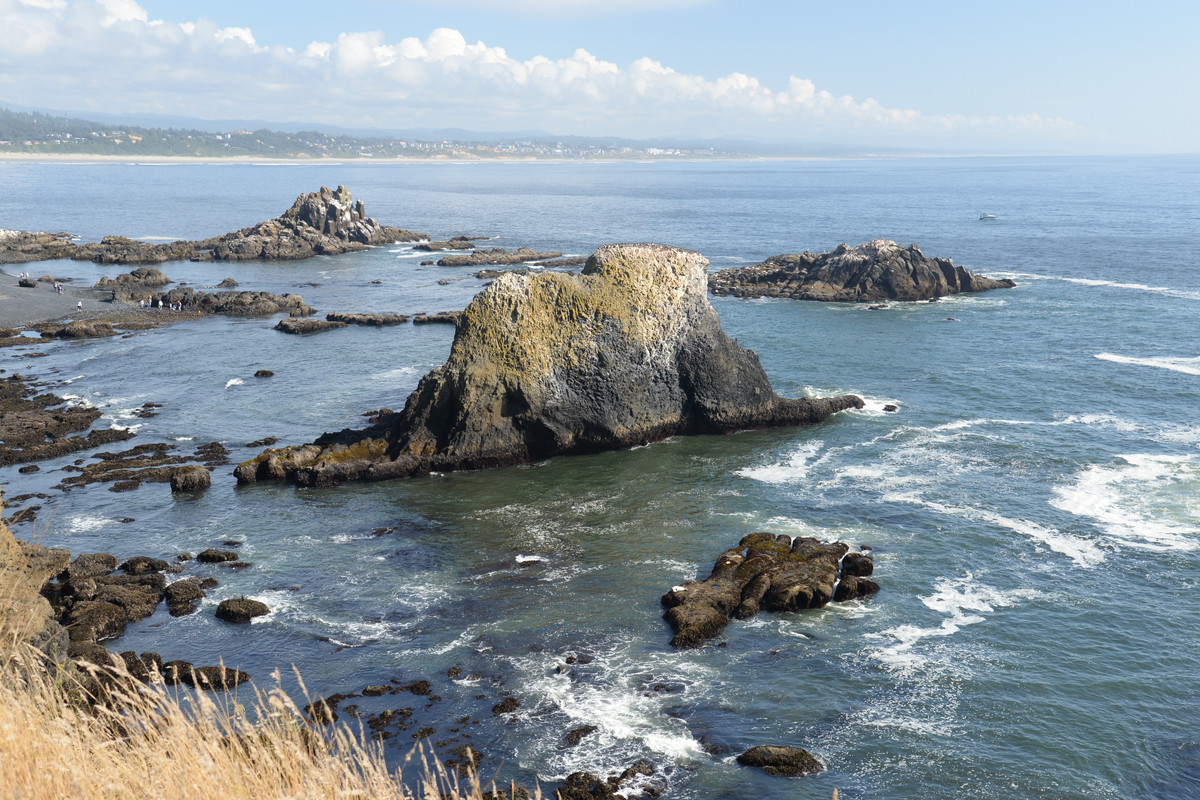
[
  {"left": 515, "top": 554, "right": 543, "bottom": 564},
  {"left": 1051, "top": 454, "right": 1200, "bottom": 552},
  {"left": 736, "top": 440, "right": 824, "bottom": 484},
  {"left": 224, "top": 378, "right": 244, "bottom": 389},
  {"left": 370, "top": 367, "right": 418, "bottom": 381},
  {"left": 1095, "top": 353, "right": 1200, "bottom": 376},
  {"left": 999, "top": 272, "right": 1200, "bottom": 302},
  {"left": 66, "top": 514, "right": 111, "bottom": 533}
]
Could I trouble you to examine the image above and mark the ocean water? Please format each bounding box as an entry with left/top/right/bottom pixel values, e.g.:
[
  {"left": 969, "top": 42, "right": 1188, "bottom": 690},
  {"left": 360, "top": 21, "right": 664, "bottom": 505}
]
[{"left": 1, "top": 155, "right": 1198, "bottom": 799}]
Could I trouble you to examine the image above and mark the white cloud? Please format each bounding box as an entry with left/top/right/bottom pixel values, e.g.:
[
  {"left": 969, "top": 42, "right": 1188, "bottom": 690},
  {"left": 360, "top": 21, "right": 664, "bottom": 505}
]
[{"left": 0, "top": 0, "right": 1090, "bottom": 145}]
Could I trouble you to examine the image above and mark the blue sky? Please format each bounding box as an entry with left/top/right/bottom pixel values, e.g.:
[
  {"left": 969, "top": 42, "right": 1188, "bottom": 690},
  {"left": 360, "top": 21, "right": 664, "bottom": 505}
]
[{"left": 2, "top": 0, "right": 1196, "bottom": 153}]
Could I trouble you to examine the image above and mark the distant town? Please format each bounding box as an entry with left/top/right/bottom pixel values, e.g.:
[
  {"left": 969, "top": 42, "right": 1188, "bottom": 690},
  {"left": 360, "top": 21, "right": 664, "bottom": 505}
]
[{"left": 0, "top": 107, "right": 740, "bottom": 160}]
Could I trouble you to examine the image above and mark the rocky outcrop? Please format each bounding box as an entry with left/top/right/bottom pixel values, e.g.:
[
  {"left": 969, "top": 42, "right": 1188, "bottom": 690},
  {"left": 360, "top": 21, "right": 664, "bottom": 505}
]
[
  {"left": 0, "top": 187, "right": 426, "bottom": 266},
  {"left": 436, "top": 246, "right": 562, "bottom": 267},
  {"left": 736, "top": 745, "right": 823, "bottom": 777},
  {"left": 0, "top": 373, "right": 135, "bottom": 468},
  {"left": 326, "top": 312, "right": 410, "bottom": 326},
  {"left": 414, "top": 236, "right": 483, "bottom": 252},
  {"left": 661, "top": 532, "right": 878, "bottom": 648},
  {"left": 410, "top": 311, "right": 459, "bottom": 325},
  {"left": 274, "top": 317, "right": 347, "bottom": 335},
  {"left": 215, "top": 598, "right": 269, "bottom": 623},
  {"left": 152, "top": 287, "right": 314, "bottom": 316},
  {"left": 236, "top": 243, "right": 863, "bottom": 487},
  {"left": 169, "top": 465, "right": 211, "bottom": 492},
  {"left": 709, "top": 239, "right": 1016, "bottom": 302},
  {"left": 193, "top": 185, "right": 425, "bottom": 262},
  {"left": 96, "top": 266, "right": 172, "bottom": 301}
]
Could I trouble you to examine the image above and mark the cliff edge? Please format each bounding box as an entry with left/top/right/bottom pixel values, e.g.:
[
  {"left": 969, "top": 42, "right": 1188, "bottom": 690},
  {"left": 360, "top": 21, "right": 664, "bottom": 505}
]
[{"left": 237, "top": 243, "right": 863, "bottom": 486}]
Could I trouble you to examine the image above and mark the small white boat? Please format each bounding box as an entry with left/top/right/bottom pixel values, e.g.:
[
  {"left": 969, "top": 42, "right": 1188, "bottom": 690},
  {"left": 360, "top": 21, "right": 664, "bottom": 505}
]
[{"left": 979, "top": 213, "right": 997, "bottom": 220}]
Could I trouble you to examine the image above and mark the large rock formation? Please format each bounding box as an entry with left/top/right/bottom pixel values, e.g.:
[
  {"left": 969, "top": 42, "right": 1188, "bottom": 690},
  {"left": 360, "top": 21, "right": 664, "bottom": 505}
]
[
  {"left": 236, "top": 243, "right": 863, "bottom": 487},
  {"left": 709, "top": 239, "right": 1016, "bottom": 302},
  {"left": 193, "top": 185, "right": 424, "bottom": 262},
  {"left": 661, "top": 532, "right": 878, "bottom": 648},
  {"left": 1, "top": 187, "right": 425, "bottom": 266}
]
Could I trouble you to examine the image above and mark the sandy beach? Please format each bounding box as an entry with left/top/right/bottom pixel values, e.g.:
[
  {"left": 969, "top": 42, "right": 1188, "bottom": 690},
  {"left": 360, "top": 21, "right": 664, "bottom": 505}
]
[{"left": 0, "top": 268, "right": 179, "bottom": 329}]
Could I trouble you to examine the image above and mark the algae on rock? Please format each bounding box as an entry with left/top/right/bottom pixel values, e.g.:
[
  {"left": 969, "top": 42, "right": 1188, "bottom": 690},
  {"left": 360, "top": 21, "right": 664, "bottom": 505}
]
[{"left": 237, "top": 243, "right": 864, "bottom": 487}]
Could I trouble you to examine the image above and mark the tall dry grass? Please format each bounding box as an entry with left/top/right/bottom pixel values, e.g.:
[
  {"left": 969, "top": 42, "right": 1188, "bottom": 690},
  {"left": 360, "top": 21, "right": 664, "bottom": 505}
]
[{"left": 0, "top": 643, "right": 525, "bottom": 800}]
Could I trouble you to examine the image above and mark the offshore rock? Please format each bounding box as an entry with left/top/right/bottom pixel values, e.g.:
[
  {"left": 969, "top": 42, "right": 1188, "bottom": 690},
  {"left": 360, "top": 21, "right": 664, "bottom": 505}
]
[
  {"left": 437, "top": 246, "right": 562, "bottom": 267},
  {"left": 709, "top": 239, "right": 1016, "bottom": 302},
  {"left": 274, "top": 317, "right": 347, "bottom": 335},
  {"left": 661, "top": 532, "right": 878, "bottom": 648},
  {"left": 194, "top": 185, "right": 425, "bottom": 262},
  {"left": 736, "top": 745, "right": 824, "bottom": 777},
  {"left": 0, "top": 187, "right": 425, "bottom": 266},
  {"left": 236, "top": 243, "right": 863, "bottom": 487}
]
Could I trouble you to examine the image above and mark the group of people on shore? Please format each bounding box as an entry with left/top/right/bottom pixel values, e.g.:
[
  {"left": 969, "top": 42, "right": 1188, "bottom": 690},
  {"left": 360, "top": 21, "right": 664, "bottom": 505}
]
[{"left": 137, "top": 297, "right": 185, "bottom": 311}]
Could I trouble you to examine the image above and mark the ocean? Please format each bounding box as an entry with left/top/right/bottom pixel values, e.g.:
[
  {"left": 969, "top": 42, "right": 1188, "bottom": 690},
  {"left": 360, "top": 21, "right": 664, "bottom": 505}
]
[{"left": 1, "top": 155, "right": 1198, "bottom": 799}]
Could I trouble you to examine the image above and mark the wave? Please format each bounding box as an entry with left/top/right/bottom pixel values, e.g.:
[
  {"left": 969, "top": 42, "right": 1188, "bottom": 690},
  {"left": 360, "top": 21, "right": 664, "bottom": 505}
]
[
  {"left": 866, "top": 574, "right": 1037, "bottom": 673},
  {"left": 224, "top": 378, "right": 244, "bottom": 389},
  {"left": 998, "top": 272, "right": 1200, "bottom": 302},
  {"left": 735, "top": 440, "right": 824, "bottom": 483},
  {"left": 1095, "top": 353, "right": 1200, "bottom": 376},
  {"left": 1051, "top": 454, "right": 1200, "bottom": 552}
]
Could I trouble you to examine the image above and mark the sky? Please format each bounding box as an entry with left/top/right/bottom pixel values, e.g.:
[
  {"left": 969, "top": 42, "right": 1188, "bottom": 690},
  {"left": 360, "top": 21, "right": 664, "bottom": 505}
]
[{"left": 1, "top": 0, "right": 1196, "bottom": 153}]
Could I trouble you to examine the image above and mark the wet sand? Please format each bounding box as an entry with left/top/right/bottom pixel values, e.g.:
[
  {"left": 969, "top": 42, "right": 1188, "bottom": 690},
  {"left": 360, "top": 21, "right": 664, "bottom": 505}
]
[{"left": 0, "top": 269, "right": 181, "bottom": 330}]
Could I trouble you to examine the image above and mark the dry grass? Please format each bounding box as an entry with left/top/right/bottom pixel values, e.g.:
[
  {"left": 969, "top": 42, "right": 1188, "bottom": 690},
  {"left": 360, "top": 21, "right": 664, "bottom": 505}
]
[{"left": 0, "top": 643, "right": 526, "bottom": 800}]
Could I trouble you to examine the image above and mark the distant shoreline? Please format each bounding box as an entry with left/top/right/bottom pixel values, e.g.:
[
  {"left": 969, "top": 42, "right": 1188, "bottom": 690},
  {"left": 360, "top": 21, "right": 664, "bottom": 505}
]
[{"left": 0, "top": 151, "right": 1049, "bottom": 165}]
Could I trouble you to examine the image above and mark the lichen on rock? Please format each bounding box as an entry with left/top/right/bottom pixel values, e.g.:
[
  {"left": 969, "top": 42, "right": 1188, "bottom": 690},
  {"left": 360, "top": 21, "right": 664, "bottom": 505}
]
[{"left": 237, "top": 242, "right": 863, "bottom": 487}]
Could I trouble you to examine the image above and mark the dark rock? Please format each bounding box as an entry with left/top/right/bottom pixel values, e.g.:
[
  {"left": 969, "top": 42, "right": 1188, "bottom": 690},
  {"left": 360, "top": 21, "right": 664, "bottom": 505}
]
[
  {"left": 169, "top": 465, "right": 211, "bottom": 492},
  {"left": 165, "top": 579, "right": 206, "bottom": 616},
  {"left": 68, "top": 553, "right": 119, "bottom": 580},
  {"left": 236, "top": 244, "right": 862, "bottom": 487},
  {"left": 411, "top": 311, "right": 460, "bottom": 326},
  {"left": 414, "top": 236, "right": 481, "bottom": 252},
  {"left": 47, "top": 320, "right": 116, "bottom": 339},
  {"left": 196, "top": 549, "right": 238, "bottom": 563},
  {"left": 18, "top": 276, "right": 37, "bottom": 288},
  {"left": 437, "top": 246, "right": 561, "bottom": 267},
  {"left": 565, "top": 725, "right": 597, "bottom": 746},
  {"left": 120, "top": 556, "right": 169, "bottom": 575},
  {"left": 215, "top": 598, "right": 269, "bottom": 623},
  {"left": 362, "top": 685, "right": 391, "bottom": 696},
  {"left": 254, "top": 369, "right": 274, "bottom": 378},
  {"left": 275, "top": 317, "right": 347, "bottom": 335},
  {"left": 883, "top": 404, "right": 899, "bottom": 412},
  {"left": 17, "top": 465, "right": 39, "bottom": 474},
  {"left": 189, "top": 665, "right": 251, "bottom": 691},
  {"left": 148, "top": 287, "right": 316, "bottom": 317},
  {"left": 709, "top": 239, "right": 1016, "bottom": 302},
  {"left": 492, "top": 697, "right": 520, "bottom": 716},
  {"left": 305, "top": 699, "right": 340, "bottom": 724},
  {"left": 216, "top": 277, "right": 239, "bottom": 288},
  {"left": 661, "top": 533, "right": 878, "bottom": 647},
  {"left": 736, "top": 745, "right": 824, "bottom": 777},
  {"left": 0, "top": 374, "right": 134, "bottom": 467},
  {"left": 325, "top": 312, "right": 410, "bottom": 326}
]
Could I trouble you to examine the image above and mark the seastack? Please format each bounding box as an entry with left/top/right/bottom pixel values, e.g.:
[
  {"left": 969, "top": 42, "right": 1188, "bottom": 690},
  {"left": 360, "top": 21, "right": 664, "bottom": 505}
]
[
  {"left": 0, "top": 186, "right": 425, "bottom": 266},
  {"left": 236, "top": 243, "right": 864, "bottom": 487},
  {"left": 709, "top": 238, "right": 1016, "bottom": 302}
]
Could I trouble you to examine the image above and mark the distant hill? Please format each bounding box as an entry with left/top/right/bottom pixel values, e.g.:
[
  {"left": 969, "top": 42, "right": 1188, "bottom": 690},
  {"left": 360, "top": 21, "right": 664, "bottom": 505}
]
[{"left": 0, "top": 106, "right": 746, "bottom": 160}]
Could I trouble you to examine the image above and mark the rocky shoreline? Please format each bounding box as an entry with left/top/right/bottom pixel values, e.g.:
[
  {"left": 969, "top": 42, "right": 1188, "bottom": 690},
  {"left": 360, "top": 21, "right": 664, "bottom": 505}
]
[{"left": 0, "top": 189, "right": 957, "bottom": 794}]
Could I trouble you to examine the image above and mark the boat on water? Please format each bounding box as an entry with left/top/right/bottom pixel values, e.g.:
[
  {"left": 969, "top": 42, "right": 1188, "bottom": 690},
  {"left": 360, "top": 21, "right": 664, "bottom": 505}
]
[{"left": 979, "top": 213, "right": 998, "bottom": 220}]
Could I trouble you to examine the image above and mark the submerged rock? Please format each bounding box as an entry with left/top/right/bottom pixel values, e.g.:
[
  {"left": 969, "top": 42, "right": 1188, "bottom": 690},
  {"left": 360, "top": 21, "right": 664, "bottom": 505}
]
[
  {"left": 236, "top": 243, "right": 862, "bottom": 487},
  {"left": 274, "top": 317, "right": 347, "bottom": 335},
  {"left": 661, "top": 532, "right": 878, "bottom": 648},
  {"left": 709, "top": 239, "right": 1016, "bottom": 302}
]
